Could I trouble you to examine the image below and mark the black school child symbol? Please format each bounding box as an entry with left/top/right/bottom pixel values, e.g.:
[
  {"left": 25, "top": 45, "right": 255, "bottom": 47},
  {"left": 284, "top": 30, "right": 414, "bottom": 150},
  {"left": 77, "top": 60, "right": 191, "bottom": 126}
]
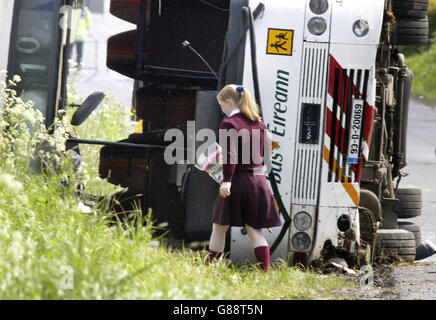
[
  {"left": 276, "top": 32, "right": 289, "bottom": 41},
  {"left": 266, "top": 28, "right": 294, "bottom": 56}
]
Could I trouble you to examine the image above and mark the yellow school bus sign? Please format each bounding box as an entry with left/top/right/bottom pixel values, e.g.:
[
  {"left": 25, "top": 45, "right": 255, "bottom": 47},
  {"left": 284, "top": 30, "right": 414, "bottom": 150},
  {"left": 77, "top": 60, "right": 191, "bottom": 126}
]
[{"left": 266, "top": 28, "right": 294, "bottom": 56}]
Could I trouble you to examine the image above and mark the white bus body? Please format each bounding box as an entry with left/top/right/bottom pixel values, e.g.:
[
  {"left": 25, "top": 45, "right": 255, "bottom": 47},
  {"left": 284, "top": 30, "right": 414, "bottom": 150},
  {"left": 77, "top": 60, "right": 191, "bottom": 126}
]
[
  {"left": 231, "top": 0, "right": 384, "bottom": 265},
  {"left": 0, "top": 1, "right": 14, "bottom": 78}
]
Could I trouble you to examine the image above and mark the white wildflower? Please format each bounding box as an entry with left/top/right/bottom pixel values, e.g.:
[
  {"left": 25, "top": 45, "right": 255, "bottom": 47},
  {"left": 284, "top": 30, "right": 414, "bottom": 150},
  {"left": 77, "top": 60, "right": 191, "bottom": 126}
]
[
  {"left": 0, "top": 173, "right": 24, "bottom": 193},
  {"left": 8, "top": 231, "right": 25, "bottom": 261}
]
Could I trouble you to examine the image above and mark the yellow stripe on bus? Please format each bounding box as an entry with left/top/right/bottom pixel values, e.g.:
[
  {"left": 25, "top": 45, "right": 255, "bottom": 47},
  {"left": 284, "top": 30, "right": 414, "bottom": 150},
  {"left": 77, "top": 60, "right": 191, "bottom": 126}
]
[{"left": 323, "top": 146, "right": 359, "bottom": 207}]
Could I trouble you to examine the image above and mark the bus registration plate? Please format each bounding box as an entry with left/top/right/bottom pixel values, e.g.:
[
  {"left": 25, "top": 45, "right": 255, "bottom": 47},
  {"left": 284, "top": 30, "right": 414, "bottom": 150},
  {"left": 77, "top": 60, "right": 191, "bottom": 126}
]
[{"left": 347, "top": 99, "right": 364, "bottom": 164}]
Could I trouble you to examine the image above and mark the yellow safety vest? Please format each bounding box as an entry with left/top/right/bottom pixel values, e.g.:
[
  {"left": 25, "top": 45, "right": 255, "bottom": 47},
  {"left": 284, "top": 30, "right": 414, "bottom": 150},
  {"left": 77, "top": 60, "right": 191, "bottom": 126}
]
[{"left": 76, "top": 9, "right": 92, "bottom": 42}]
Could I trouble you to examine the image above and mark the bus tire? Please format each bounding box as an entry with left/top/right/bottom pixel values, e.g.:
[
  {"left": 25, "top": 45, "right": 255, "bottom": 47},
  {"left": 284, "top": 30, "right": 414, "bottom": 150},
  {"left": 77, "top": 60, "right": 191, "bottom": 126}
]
[
  {"left": 396, "top": 16, "right": 429, "bottom": 29},
  {"left": 397, "top": 194, "right": 422, "bottom": 202},
  {"left": 359, "top": 189, "right": 382, "bottom": 222},
  {"left": 394, "top": 16, "right": 429, "bottom": 45},
  {"left": 396, "top": 184, "right": 423, "bottom": 218},
  {"left": 398, "top": 201, "right": 422, "bottom": 209},
  {"left": 396, "top": 28, "right": 429, "bottom": 36},
  {"left": 375, "top": 229, "right": 416, "bottom": 262},
  {"left": 394, "top": 34, "right": 429, "bottom": 45},
  {"left": 397, "top": 208, "right": 422, "bottom": 218},
  {"left": 398, "top": 221, "right": 422, "bottom": 246},
  {"left": 397, "top": 184, "right": 422, "bottom": 195},
  {"left": 393, "top": 0, "right": 429, "bottom": 19}
]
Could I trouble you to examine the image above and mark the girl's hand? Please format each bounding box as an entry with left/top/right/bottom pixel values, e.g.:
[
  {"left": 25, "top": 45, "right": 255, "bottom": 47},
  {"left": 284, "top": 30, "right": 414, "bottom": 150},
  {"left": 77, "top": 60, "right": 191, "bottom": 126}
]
[{"left": 220, "top": 182, "right": 232, "bottom": 198}]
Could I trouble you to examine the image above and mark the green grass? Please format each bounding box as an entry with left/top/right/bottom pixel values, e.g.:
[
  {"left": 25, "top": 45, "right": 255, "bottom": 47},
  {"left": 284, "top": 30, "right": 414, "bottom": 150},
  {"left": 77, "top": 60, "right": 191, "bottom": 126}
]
[
  {"left": 0, "top": 74, "right": 355, "bottom": 300},
  {"left": 0, "top": 172, "right": 352, "bottom": 299},
  {"left": 401, "top": 0, "right": 436, "bottom": 104}
]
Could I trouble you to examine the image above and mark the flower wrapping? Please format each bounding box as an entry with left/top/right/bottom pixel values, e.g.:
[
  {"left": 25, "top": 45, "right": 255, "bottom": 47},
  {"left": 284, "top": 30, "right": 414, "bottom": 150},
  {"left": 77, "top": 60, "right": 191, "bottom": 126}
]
[{"left": 195, "top": 143, "right": 223, "bottom": 185}]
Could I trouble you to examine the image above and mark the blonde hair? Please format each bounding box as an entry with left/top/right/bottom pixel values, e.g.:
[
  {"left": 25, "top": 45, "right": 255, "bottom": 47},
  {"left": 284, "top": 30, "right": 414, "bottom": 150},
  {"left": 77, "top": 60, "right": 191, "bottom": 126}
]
[{"left": 217, "top": 84, "right": 262, "bottom": 122}]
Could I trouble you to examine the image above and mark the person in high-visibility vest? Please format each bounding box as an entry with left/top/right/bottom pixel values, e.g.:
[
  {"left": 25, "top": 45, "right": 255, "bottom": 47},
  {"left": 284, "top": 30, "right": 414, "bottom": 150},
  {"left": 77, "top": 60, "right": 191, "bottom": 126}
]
[{"left": 70, "top": 7, "right": 92, "bottom": 70}]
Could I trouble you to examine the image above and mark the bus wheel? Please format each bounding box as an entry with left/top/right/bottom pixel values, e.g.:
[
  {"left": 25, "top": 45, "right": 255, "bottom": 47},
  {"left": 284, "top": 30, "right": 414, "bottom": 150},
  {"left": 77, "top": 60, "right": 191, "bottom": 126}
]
[
  {"left": 398, "top": 221, "right": 422, "bottom": 247},
  {"left": 396, "top": 184, "right": 422, "bottom": 218},
  {"left": 394, "top": 16, "right": 429, "bottom": 45},
  {"left": 359, "top": 207, "right": 377, "bottom": 265},
  {"left": 359, "top": 189, "right": 382, "bottom": 222},
  {"left": 393, "top": 0, "right": 429, "bottom": 19},
  {"left": 375, "top": 229, "right": 416, "bottom": 263}
]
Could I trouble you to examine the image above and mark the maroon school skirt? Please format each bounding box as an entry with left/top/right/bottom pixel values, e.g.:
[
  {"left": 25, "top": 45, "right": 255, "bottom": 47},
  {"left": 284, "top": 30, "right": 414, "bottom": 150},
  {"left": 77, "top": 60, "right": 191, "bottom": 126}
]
[{"left": 211, "top": 170, "right": 282, "bottom": 229}]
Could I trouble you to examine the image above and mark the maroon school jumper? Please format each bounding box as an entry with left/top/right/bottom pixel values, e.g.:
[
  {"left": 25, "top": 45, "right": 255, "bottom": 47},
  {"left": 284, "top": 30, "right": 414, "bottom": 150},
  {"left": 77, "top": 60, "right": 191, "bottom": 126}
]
[{"left": 211, "top": 112, "right": 282, "bottom": 229}]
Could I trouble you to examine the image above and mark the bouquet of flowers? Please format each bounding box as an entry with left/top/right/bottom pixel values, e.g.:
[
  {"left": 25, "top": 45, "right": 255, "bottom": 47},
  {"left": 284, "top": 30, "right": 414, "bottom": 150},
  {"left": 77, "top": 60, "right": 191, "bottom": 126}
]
[{"left": 195, "top": 142, "right": 223, "bottom": 185}]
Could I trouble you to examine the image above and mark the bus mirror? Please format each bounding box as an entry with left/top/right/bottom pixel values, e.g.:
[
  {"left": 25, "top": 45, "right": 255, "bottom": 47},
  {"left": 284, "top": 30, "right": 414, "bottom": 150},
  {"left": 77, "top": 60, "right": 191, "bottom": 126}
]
[{"left": 71, "top": 91, "right": 105, "bottom": 126}]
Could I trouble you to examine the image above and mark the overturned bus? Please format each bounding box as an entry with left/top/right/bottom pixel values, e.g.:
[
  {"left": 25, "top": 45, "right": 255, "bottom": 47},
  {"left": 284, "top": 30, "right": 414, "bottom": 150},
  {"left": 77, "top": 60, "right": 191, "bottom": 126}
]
[
  {"left": 101, "top": 0, "right": 433, "bottom": 266},
  {"left": 1, "top": 0, "right": 434, "bottom": 266}
]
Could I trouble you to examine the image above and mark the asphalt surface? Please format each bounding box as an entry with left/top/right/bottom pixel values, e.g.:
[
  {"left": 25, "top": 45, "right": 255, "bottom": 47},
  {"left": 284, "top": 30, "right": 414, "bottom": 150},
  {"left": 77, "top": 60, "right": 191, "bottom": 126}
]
[{"left": 401, "top": 98, "right": 436, "bottom": 263}]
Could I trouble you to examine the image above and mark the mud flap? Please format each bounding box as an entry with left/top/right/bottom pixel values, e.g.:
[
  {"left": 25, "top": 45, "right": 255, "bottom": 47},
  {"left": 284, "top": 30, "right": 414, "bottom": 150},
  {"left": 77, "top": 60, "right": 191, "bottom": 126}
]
[{"left": 184, "top": 91, "right": 221, "bottom": 241}]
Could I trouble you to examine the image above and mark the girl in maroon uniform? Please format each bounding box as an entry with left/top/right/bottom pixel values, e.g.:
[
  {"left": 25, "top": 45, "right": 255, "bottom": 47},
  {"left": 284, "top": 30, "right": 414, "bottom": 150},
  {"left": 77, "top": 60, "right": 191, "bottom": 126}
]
[{"left": 207, "top": 84, "right": 282, "bottom": 272}]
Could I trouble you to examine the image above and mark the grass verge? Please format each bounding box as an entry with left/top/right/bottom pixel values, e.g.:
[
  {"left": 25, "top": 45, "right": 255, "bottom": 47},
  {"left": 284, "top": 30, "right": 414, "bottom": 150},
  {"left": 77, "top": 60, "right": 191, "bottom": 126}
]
[{"left": 0, "top": 171, "right": 353, "bottom": 299}]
